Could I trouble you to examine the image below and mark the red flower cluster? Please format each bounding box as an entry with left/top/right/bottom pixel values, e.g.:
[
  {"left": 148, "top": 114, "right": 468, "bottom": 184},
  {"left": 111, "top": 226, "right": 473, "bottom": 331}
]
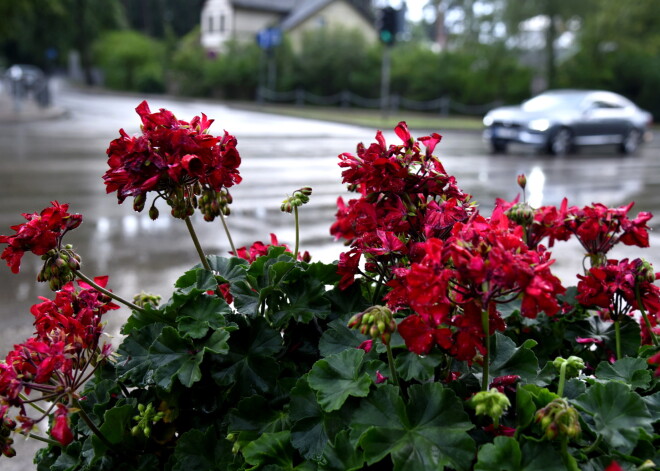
[
  {"left": 0, "top": 201, "right": 82, "bottom": 274},
  {"left": 496, "top": 196, "right": 570, "bottom": 250},
  {"left": 577, "top": 258, "right": 660, "bottom": 326},
  {"left": 331, "top": 122, "right": 474, "bottom": 289},
  {"left": 0, "top": 277, "right": 117, "bottom": 445},
  {"left": 561, "top": 200, "right": 652, "bottom": 261},
  {"left": 387, "top": 209, "right": 565, "bottom": 361},
  {"left": 103, "top": 101, "right": 241, "bottom": 220}
]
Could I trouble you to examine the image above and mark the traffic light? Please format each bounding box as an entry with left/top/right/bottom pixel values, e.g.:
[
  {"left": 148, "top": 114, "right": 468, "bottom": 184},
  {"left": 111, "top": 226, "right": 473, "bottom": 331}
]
[{"left": 378, "top": 6, "right": 398, "bottom": 46}]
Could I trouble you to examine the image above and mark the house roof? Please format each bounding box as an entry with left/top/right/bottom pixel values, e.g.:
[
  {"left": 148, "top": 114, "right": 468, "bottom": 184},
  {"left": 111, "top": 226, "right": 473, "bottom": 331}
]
[
  {"left": 280, "top": 0, "right": 373, "bottom": 31},
  {"left": 230, "top": 0, "right": 299, "bottom": 14}
]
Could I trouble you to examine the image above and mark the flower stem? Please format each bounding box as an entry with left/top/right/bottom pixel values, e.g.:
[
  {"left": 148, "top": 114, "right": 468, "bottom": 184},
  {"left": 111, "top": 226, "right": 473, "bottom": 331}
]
[
  {"left": 74, "top": 271, "right": 144, "bottom": 313},
  {"left": 219, "top": 212, "right": 237, "bottom": 255},
  {"left": 557, "top": 361, "right": 568, "bottom": 397},
  {"left": 184, "top": 216, "right": 212, "bottom": 272},
  {"left": 385, "top": 341, "right": 401, "bottom": 390},
  {"left": 25, "top": 432, "right": 61, "bottom": 447},
  {"left": 293, "top": 206, "right": 300, "bottom": 258},
  {"left": 561, "top": 436, "right": 579, "bottom": 471},
  {"left": 74, "top": 401, "right": 120, "bottom": 455},
  {"left": 614, "top": 319, "right": 622, "bottom": 360},
  {"left": 636, "top": 285, "right": 659, "bottom": 346},
  {"left": 481, "top": 309, "right": 490, "bottom": 391}
]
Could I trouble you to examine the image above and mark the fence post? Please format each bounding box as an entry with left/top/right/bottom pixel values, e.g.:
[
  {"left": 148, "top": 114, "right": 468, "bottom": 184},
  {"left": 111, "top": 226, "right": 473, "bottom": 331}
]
[
  {"left": 341, "top": 90, "right": 350, "bottom": 108},
  {"left": 295, "top": 88, "right": 305, "bottom": 107},
  {"left": 440, "top": 96, "right": 450, "bottom": 116}
]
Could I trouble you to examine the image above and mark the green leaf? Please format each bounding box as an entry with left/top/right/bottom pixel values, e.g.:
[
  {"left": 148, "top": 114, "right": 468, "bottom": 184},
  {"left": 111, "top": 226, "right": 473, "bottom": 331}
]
[
  {"left": 207, "top": 255, "right": 250, "bottom": 285},
  {"left": 172, "top": 427, "right": 237, "bottom": 471},
  {"left": 519, "top": 440, "right": 569, "bottom": 470},
  {"left": 308, "top": 349, "right": 372, "bottom": 412},
  {"left": 489, "top": 332, "right": 539, "bottom": 383},
  {"left": 271, "top": 265, "right": 333, "bottom": 327},
  {"left": 289, "top": 376, "right": 346, "bottom": 460},
  {"left": 353, "top": 383, "right": 475, "bottom": 471},
  {"left": 594, "top": 357, "right": 652, "bottom": 390},
  {"left": 567, "top": 316, "right": 640, "bottom": 358},
  {"left": 319, "top": 430, "right": 364, "bottom": 471},
  {"left": 475, "top": 436, "right": 521, "bottom": 471},
  {"left": 176, "top": 294, "right": 233, "bottom": 339},
  {"left": 98, "top": 404, "right": 134, "bottom": 445},
  {"left": 212, "top": 316, "right": 283, "bottom": 396},
  {"left": 228, "top": 395, "right": 287, "bottom": 435},
  {"left": 641, "top": 391, "right": 660, "bottom": 421},
  {"left": 116, "top": 323, "right": 164, "bottom": 386},
  {"left": 395, "top": 350, "right": 443, "bottom": 382},
  {"left": 175, "top": 266, "right": 219, "bottom": 292},
  {"left": 121, "top": 303, "right": 174, "bottom": 335},
  {"left": 149, "top": 326, "right": 230, "bottom": 390},
  {"left": 574, "top": 381, "right": 654, "bottom": 454},
  {"left": 242, "top": 431, "right": 294, "bottom": 469},
  {"left": 516, "top": 384, "right": 559, "bottom": 429},
  {"left": 318, "top": 318, "right": 366, "bottom": 357}
]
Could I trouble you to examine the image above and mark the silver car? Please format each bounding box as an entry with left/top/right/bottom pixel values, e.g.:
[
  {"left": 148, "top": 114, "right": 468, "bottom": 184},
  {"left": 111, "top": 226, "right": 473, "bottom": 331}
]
[{"left": 482, "top": 90, "right": 653, "bottom": 155}]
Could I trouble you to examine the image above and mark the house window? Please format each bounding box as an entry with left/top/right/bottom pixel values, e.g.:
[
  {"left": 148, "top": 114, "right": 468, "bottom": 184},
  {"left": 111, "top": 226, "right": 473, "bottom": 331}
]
[
  {"left": 219, "top": 14, "right": 225, "bottom": 33},
  {"left": 207, "top": 15, "right": 214, "bottom": 32}
]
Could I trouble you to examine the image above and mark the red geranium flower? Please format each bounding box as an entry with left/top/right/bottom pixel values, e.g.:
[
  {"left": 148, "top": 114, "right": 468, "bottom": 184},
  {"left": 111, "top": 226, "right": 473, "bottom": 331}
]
[{"left": 0, "top": 201, "right": 82, "bottom": 273}]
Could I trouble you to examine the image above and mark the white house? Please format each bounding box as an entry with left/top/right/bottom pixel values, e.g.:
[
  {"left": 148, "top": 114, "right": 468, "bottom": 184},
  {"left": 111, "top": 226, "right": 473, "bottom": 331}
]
[{"left": 200, "top": 0, "right": 377, "bottom": 53}]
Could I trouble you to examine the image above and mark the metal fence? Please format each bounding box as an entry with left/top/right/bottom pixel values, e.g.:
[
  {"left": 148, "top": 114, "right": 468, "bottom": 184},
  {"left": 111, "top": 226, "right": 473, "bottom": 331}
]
[{"left": 256, "top": 87, "right": 502, "bottom": 116}]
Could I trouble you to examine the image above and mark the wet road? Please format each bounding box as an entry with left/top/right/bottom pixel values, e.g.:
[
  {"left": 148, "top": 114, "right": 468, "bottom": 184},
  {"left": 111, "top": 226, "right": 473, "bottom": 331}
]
[{"left": 1, "top": 82, "right": 660, "bottom": 467}]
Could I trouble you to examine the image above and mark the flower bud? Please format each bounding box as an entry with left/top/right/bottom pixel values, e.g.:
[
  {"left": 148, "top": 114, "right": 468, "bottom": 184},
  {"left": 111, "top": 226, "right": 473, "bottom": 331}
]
[
  {"left": 469, "top": 389, "right": 511, "bottom": 423},
  {"left": 133, "top": 194, "right": 146, "bottom": 212},
  {"left": 149, "top": 205, "right": 160, "bottom": 220},
  {"left": 535, "top": 398, "right": 581, "bottom": 441},
  {"left": 635, "top": 259, "right": 656, "bottom": 283},
  {"left": 517, "top": 174, "right": 527, "bottom": 190}
]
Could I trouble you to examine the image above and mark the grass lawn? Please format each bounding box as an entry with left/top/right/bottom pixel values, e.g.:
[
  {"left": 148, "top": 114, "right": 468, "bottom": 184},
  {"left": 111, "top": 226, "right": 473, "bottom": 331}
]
[{"left": 229, "top": 102, "right": 484, "bottom": 131}]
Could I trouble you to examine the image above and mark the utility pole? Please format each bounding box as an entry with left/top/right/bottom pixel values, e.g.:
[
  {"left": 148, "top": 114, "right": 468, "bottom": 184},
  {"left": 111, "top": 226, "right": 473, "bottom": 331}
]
[{"left": 378, "top": 6, "right": 399, "bottom": 117}]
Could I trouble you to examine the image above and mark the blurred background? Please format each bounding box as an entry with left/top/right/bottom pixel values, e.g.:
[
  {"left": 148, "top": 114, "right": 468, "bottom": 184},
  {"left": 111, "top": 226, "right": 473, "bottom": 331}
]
[{"left": 1, "top": 0, "right": 660, "bottom": 468}]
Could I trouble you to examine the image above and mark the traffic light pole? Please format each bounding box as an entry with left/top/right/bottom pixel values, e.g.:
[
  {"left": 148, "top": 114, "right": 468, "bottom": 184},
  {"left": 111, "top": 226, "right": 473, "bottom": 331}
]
[{"left": 380, "top": 45, "right": 391, "bottom": 118}]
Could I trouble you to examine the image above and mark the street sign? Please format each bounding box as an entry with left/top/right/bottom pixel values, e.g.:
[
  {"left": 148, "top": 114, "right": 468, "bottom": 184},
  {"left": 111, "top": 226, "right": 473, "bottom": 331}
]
[{"left": 256, "top": 27, "right": 282, "bottom": 50}]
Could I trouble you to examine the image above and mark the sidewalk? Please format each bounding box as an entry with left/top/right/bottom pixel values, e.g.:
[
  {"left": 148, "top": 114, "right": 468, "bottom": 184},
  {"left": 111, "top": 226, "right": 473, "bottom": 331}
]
[{"left": 0, "top": 90, "right": 68, "bottom": 124}]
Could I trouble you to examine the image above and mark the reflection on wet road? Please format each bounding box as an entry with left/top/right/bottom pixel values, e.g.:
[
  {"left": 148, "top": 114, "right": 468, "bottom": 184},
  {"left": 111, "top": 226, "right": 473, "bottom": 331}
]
[{"left": 1, "top": 83, "right": 659, "bottom": 468}]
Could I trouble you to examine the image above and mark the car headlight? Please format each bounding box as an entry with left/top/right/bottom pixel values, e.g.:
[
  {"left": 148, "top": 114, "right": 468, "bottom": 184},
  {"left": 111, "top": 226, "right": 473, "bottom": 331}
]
[
  {"left": 483, "top": 115, "right": 493, "bottom": 127},
  {"left": 528, "top": 118, "right": 550, "bottom": 132}
]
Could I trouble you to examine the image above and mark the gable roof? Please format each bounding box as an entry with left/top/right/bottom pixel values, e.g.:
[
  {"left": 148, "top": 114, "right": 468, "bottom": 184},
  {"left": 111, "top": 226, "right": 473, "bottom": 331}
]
[
  {"left": 281, "top": 0, "right": 374, "bottom": 31},
  {"left": 230, "top": 0, "right": 298, "bottom": 13}
]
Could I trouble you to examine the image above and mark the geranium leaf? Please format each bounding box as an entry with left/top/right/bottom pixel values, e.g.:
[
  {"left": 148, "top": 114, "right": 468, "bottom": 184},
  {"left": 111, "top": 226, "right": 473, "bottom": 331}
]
[
  {"left": 228, "top": 395, "right": 288, "bottom": 435},
  {"left": 489, "top": 332, "right": 539, "bottom": 383},
  {"left": 172, "top": 427, "right": 237, "bottom": 471},
  {"left": 207, "top": 255, "right": 249, "bottom": 285},
  {"left": 354, "top": 383, "right": 475, "bottom": 471},
  {"left": 318, "top": 318, "right": 365, "bottom": 357},
  {"left": 116, "top": 323, "right": 164, "bottom": 386},
  {"left": 98, "top": 404, "right": 134, "bottom": 445},
  {"left": 519, "top": 440, "right": 570, "bottom": 470},
  {"left": 121, "top": 303, "right": 174, "bottom": 335},
  {"left": 574, "top": 381, "right": 654, "bottom": 454},
  {"left": 289, "top": 376, "right": 346, "bottom": 460},
  {"left": 395, "top": 350, "right": 443, "bottom": 382},
  {"left": 175, "top": 266, "right": 218, "bottom": 292},
  {"left": 516, "top": 384, "right": 559, "bottom": 429},
  {"left": 242, "top": 431, "right": 294, "bottom": 469},
  {"left": 212, "top": 316, "right": 283, "bottom": 396},
  {"left": 475, "top": 436, "right": 521, "bottom": 470},
  {"left": 176, "top": 294, "right": 232, "bottom": 339},
  {"left": 319, "top": 430, "right": 364, "bottom": 471},
  {"left": 148, "top": 326, "right": 229, "bottom": 391},
  {"left": 567, "top": 316, "right": 640, "bottom": 358},
  {"left": 308, "top": 349, "right": 372, "bottom": 412},
  {"left": 641, "top": 391, "right": 660, "bottom": 420},
  {"left": 594, "top": 357, "right": 652, "bottom": 390}
]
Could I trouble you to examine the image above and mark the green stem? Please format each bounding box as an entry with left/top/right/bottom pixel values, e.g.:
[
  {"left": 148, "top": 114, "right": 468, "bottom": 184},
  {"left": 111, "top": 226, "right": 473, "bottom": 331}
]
[
  {"left": 74, "top": 271, "right": 144, "bottom": 313},
  {"left": 614, "top": 319, "right": 622, "bottom": 360},
  {"left": 636, "top": 285, "right": 659, "bottom": 346},
  {"left": 385, "top": 342, "right": 401, "bottom": 390},
  {"left": 75, "top": 401, "right": 120, "bottom": 455},
  {"left": 185, "top": 216, "right": 212, "bottom": 272},
  {"left": 481, "top": 309, "right": 490, "bottom": 391},
  {"left": 557, "top": 361, "right": 567, "bottom": 397},
  {"left": 26, "top": 432, "right": 62, "bottom": 447},
  {"left": 19, "top": 393, "right": 47, "bottom": 414},
  {"left": 293, "top": 206, "right": 300, "bottom": 259},
  {"left": 561, "top": 436, "right": 579, "bottom": 471},
  {"left": 219, "top": 212, "right": 237, "bottom": 256}
]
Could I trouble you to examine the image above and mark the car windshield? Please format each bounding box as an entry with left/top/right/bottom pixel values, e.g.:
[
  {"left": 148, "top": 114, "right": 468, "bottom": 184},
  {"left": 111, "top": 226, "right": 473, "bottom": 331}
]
[{"left": 521, "top": 93, "right": 587, "bottom": 112}]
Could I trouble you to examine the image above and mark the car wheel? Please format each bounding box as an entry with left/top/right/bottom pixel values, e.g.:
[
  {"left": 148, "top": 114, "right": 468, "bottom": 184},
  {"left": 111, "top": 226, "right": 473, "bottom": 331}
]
[
  {"left": 548, "top": 128, "right": 572, "bottom": 156},
  {"left": 490, "top": 139, "right": 508, "bottom": 154},
  {"left": 619, "top": 128, "right": 641, "bottom": 155}
]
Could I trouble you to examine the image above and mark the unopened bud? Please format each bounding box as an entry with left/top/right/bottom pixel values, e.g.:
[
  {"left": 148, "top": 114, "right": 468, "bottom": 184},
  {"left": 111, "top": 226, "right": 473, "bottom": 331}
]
[
  {"left": 149, "top": 205, "right": 159, "bottom": 220},
  {"left": 517, "top": 174, "right": 527, "bottom": 190},
  {"left": 133, "top": 194, "right": 146, "bottom": 212}
]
